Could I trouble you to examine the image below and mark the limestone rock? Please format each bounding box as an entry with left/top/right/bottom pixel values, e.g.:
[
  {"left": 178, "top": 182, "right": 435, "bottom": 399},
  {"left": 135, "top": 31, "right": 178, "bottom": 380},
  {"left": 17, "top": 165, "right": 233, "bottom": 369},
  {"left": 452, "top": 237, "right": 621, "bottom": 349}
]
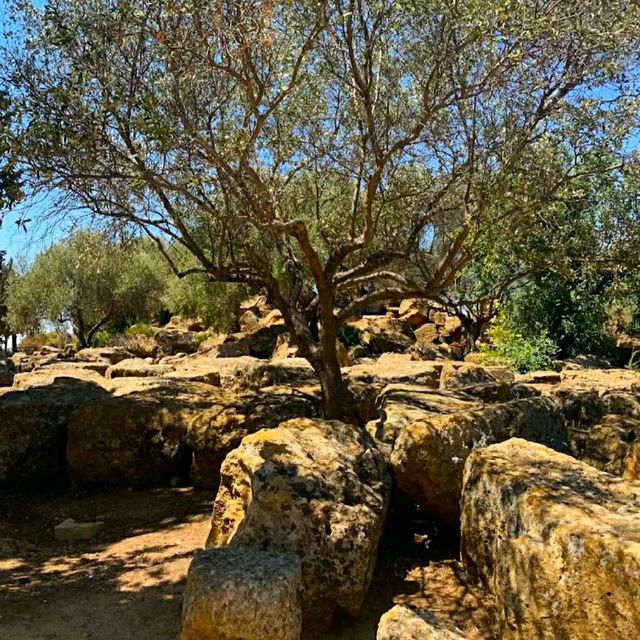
[
  {"left": 207, "top": 418, "right": 390, "bottom": 630},
  {"left": 440, "top": 362, "right": 513, "bottom": 390},
  {"left": 234, "top": 358, "right": 317, "bottom": 389},
  {"left": 0, "top": 360, "right": 13, "bottom": 387},
  {"left": 105, "top": 358, "right": 175, "bottom": 379},
  {"left": 345, "top": 359, "right": 442, "bottom": 424},
  {"left": 76, "top": 347, "right": 133, "bottom": 365},
  {"left": 369, "top": 384, "right": 480, "bottom": 448},
  {"left": 559, "top": 367, "right": 640, "bottom": 391},
  {"left": 348, "top": 316, "right": 416, "bottom": 354},
  {"left": 0, "top": 377, "right": 108, "bottom": 486},
  {"left": 390, "top": 397, "right": 567, "bottom": 521},
  {"left": 66, "top": 380, "right": 196, "bottom": 486},
  {"left": 187, "top": 386, "right": 318, "bottom": 487},
  {"left": 155, "top": 328, "right": 202, "bottom": 355},
  {"left": 54, "top": 518, "right": 104, "bottom": 541},
  {"left": 414, "top": 323, "right": 439, "bottom": 345},
  {"left": 377, "top": 606, "right": 466, "bottom": 640},
  {"left": 461, "top": 438, "right": 640, "bottom": 640},
  {"left": 181, "top": 548, "right": 302, "bottom": 640},
  {"left": 199, "top": 333, "right": 251, "bottom": 358},
  {"left": 272, "top": 333, "right": 299, "bottom": 360},
  {"left": 66, "top": 381, "right": 317, "bottom": 487},
  {"left": 515, "top": 370, "right": 561, "bottom": 385}
]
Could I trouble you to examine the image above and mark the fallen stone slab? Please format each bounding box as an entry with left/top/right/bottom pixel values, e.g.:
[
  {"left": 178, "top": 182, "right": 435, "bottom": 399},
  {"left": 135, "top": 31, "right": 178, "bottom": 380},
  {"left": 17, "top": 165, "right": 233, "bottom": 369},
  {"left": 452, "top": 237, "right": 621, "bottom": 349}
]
[
  {"left": 181, "top": 547, "right": 302, "bottom": 640},
  {"left": 390, "top": 396, "right": 567, "bottom": 521},
  {"left": 54, "top": 518, "right": 104, "bottom": 541},
  {"left": 377, "top": 605, "right": 466, "bottom": 640},
  {"left": 207, "top": 418, "right": 390, "bottom": 632},
  {"left": 461, "top": 438, "right": 640, "bottom": 640}
]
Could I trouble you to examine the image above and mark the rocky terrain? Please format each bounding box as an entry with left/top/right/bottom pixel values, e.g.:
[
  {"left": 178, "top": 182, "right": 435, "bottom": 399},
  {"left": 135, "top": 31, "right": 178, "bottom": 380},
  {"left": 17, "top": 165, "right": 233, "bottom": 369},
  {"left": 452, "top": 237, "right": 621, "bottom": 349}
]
[{"left": 1, "top": 299, "right": 639, "bottom": 639}]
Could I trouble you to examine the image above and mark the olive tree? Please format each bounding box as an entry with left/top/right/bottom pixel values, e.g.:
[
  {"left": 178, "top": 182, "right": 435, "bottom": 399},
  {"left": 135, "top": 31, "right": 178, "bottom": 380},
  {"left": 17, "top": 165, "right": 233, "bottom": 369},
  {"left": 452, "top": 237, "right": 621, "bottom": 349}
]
[
  {"left": 4, "top": 0, "right": 640, "bottom": 416},
  {"left": 6, "top": 231, "right": 167, "bottom": 347}
]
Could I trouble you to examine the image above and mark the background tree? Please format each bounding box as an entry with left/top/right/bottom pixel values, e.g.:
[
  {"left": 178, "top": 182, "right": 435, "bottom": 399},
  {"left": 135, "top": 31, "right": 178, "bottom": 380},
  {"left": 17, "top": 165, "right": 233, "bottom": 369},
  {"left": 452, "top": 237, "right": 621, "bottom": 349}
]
[
  {"left": 4, "top": 0, "right": 640, "bottom": 416},
  {"left": 6, "top": 231, "right": 167, "bottom": 347}
]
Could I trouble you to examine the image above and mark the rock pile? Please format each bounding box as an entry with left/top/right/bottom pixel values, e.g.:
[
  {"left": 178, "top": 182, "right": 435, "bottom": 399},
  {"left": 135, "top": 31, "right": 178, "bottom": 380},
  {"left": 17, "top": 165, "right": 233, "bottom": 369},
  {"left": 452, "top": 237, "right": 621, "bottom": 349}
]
[{"left": 3, "top": 300, "right": 640, "bottom": 640}]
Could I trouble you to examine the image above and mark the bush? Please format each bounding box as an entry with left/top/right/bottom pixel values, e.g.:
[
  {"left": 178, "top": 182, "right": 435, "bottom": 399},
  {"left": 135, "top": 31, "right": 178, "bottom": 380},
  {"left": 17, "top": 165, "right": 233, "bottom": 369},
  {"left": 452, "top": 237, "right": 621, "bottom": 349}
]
[
  {"left": 19, "top": 332, "right": 69, "bottom": 354},
  {"left": 124, "top": 323, "right": 157, "bottom": 337},
  {"left": 479, "top": 313, "right": 558, "bottom": 373}
]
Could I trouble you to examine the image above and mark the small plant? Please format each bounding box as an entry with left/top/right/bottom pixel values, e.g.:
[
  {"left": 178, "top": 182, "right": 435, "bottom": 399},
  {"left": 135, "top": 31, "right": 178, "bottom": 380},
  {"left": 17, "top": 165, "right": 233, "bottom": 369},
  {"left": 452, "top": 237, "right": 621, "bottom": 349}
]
[
  {"left": 479, "top": 312, "right": 558, "bottom": 373},
  {"left": 124, "top": 323, "right": 157, "bottom": 337},
  {"left": 19, "top": 331, "right": 68, "bottom": 354},
  {"left": 337, "top": 325, "right": 361, "bottom": 348},
  {"left": 89, "top": 331, "right": 110, "bottom": 348}
]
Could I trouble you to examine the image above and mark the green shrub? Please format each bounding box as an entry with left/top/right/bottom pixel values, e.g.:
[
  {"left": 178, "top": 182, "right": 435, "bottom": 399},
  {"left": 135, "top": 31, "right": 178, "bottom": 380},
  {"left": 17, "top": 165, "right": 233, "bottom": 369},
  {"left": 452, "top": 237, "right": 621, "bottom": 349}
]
[
  {"left": 89, "top": 331, "right": 110, "bottom": 348},
  {"left": 19, "top": 331, "right": 68, "bottom": 354},
  {"left": 479, "top": 313, "right": 558, "bottom": 373},
  {"left": 337, "top": 325, "right": 361, "bottom": 348},
  {"left": 124, "top": 323, "right": 157, "bottom": 337}
]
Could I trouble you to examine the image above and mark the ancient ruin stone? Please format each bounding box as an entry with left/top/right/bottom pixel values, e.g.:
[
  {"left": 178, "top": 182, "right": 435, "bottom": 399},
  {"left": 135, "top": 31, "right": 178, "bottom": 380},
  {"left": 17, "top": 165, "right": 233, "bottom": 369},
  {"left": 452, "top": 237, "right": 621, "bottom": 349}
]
[
  {"left": 181, "top": 548, "right": 302, "bottom": 640},
  {"left": 377, "top": 606, "right": 466, "bottom": 640},
  {"left": 439, "top": 362, "right": 513, "bottom": 390},
  {"left": 348, "top": 316, "right": 416, "bottom": 354},
  {"left": 105, "top": 358, "right": 175, "bottom": 379},
  {"left": 390, "top": 397, "right": 567, "bottom": 521},
  {"left": 207, "top": 418, "right": 390, "bottom": 631},
  {"left": 461, "top": 438, "right": 640, "bottom": 640},
  {"left": 0, "top": 378, "right": 108, "bottom": 486}
]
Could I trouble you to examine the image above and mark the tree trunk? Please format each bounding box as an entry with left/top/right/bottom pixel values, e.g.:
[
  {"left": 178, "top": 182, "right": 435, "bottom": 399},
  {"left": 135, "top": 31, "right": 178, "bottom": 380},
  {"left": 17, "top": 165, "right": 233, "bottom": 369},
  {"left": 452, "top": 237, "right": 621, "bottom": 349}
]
[
  {"left": 315, "top": 352, "right": 346, "bottom": 419},
  {"left": 312, "top": 321, "right": 347, "bottom": 419}
]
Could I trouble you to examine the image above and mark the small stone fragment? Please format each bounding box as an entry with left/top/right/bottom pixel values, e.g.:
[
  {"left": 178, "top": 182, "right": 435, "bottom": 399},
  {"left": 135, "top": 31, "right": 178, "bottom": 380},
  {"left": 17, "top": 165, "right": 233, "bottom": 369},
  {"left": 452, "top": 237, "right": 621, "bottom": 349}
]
[{"left": 54, "top": 518, "right": 104, "bottom": 541}]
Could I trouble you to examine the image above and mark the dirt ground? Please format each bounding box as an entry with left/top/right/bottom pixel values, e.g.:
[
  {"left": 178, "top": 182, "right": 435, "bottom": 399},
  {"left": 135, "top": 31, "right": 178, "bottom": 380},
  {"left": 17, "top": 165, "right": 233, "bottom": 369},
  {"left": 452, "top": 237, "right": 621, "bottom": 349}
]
[{"left": 0, "top": 487, "right": 496, "bottom": 640}]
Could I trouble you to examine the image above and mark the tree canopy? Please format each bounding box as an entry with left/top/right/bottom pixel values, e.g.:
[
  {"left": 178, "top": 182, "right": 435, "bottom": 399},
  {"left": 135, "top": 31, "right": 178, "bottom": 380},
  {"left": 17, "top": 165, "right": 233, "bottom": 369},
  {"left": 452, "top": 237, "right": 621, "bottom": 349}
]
[
  {"left": 3, "top": 0, "right": 640, "bottom": 415},
  {"left": 6, "top": 231, "right": 167, "bottom": 347}
]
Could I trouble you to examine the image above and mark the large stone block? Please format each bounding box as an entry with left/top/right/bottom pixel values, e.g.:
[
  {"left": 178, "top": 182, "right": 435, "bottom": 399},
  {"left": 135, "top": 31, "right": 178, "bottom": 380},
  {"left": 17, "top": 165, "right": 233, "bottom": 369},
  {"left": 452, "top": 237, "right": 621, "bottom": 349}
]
[
  {"left": 390, "top": 397, "right": 567, "bottom": 521},
  {"left": 461, "top": 438, "right": 640, "bottom": 640},
  {"left": 181, "top": 548, "right": 302, "bottom": 640},
  {"left": 207, "top": 418, "right": 390, "bottom": 631},
  {"left": 377, "top": 606, "right": 466, "bottom": 640}
]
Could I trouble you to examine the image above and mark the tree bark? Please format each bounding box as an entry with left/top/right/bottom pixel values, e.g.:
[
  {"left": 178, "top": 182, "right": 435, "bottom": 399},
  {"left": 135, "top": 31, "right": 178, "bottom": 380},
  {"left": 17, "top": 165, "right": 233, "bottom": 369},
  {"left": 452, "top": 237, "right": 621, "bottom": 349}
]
[{"left": 313, "top": 348, "right": 346, "bottom": 419}]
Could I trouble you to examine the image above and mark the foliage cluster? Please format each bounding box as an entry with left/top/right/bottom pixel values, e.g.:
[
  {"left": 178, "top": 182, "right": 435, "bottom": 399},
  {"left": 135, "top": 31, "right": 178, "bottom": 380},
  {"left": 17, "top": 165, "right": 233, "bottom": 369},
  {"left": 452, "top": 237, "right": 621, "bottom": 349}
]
[{"left": 479, "top": 312, "right": 558, "bottom": 373}]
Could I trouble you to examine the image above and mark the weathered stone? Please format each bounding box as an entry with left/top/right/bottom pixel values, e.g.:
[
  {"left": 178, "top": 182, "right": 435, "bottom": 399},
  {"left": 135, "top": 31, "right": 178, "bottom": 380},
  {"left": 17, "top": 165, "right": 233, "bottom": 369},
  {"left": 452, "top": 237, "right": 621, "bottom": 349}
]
[
  {"left": 181, "top": 548, "right": 302, "bottom": 640},
  {"left": 414, "top": 323, "right": 439, "bottom": 345},
  {"left": 369, "top": 384, "right": 480, "bottom": 448},
  {"left": 438, "top": 316, "right": 463, "bottom": 342},
  {"left": 105, "top": 358, "right": 175, "bottom": 379},
  {"left": 199, "top": 333, "right": 251, "bottom": 358},
  {"left": 390, "top": 397, "right": 567, "bottom": 521},
  {"left": 515, "top": 370, "right": 561, "bottom": 385},
  {"left": 244, "top": 324, "right": 286, "bottom": 358},
  {"left": 155, "top": 328, "right": 201, "bottom": 355},
  {"left": 461, "top": 438, "right": 640, "bottom": 640},
  {"left": 66, "top": 380, "right": 197, "bottom": 486},
  {"left": 207, "top": 418, "right": 390, "bottom": 630},
  {"left": 553, "top": 387, "right": 640, "bottom": 479},
  {"left": 0, "top": 378, "right": 108, "bottom": 486},
  {"left": 239, "top": 309, "right": 261, "bottom": 333},
  {"left": 348, "top": 316, "right": 416, "bottom": 354},
  {"left": 560, "top": 367, "right": 640, "bottom": 391},
  {"left": 165, "top": 316, "right": 204, "bottom": 332},
  {"left": 377, "top": 606, "right": 466, "bottom": 640},
  {"left": 54, "top": 518, "right": 104, "bottom": 542},
  {"left": 440, "top": 362, "right": 513, "bottom": 390},
  {"left": 65, "top": 377, "right": 316, "bottom": 487},
  {"left": 345, "top": 360, "right": 442, "bottom": 424},
  {"left": 272, "top": 333, "right": 299, "bottom": 360},
  {"left": 187, "top": 386, "right": 318, "bottom": 487},
  {"left": 76, "top": 347, "right": 133, "bottom": 365}
]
